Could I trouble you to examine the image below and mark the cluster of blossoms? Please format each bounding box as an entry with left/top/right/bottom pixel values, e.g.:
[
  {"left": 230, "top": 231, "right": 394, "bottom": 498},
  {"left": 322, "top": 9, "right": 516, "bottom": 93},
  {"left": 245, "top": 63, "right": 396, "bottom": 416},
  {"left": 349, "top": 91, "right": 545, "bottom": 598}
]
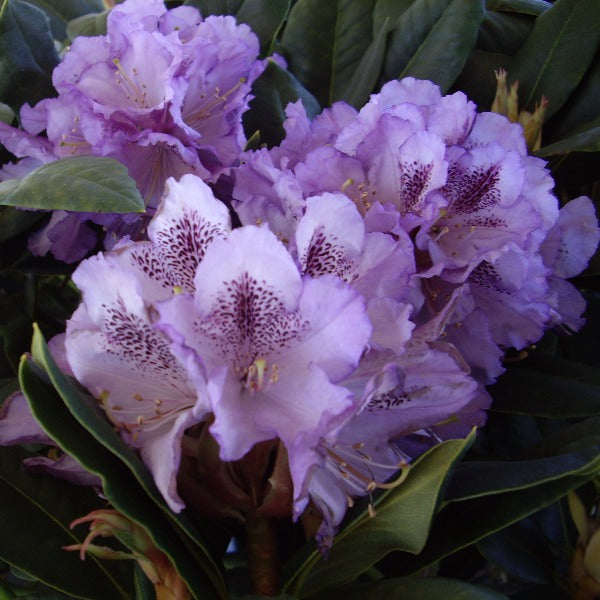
[
  {"left": 1, "top": 0, "right": 598, "bottom": 552},
  {"left": 0, "top": 0, "right": 263, "bottom": 261}
]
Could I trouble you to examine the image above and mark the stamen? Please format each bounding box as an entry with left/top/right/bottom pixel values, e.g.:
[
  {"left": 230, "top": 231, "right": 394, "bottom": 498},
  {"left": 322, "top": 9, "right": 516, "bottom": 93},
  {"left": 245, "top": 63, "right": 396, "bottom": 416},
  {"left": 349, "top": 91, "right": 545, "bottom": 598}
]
[{"left": 186, "top": 78, "right": 246, "bottom": 122}]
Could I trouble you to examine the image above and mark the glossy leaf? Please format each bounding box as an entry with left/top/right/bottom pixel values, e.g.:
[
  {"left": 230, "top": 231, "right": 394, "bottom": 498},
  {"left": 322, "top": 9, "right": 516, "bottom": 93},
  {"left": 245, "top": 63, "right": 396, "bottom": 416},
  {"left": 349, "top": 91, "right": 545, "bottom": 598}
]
[
  {"left": 235, "top": 0, "right": 290, "bottom": 55},
  {"left": 477, "top": 10, "right": 535, "bottom": 55},
  {"left": 281, "top": 0, "right": 376, "bottom": 105},
  {"left": 311, "top": 577, "right": 508, "bottom": 599},
  {"left": 477, "top": 521, "right": 556, "bottom": 584},
  {"left": 445, "top": 450, "right": 600, "bottom": 503},
  {"left": 372, "top": 0, "right": 415, "bottom": 35},
  {"left": 0, "top": 157, "right": 145, "bottom": 213},
  {"left": 485, "top": 0, "right": 550, "bottom": 15},
  {"left": 28, "top": 326, "right": 227, "bottom": 598},
  {"left": 337, "top": 18, "right": 388, "bottom": 108},
  {"left": 452, "top": 49, "right": 507, "bottom": 108},
  {"left": 546, "top": 51, "right": 600, "bottom": 142},
  {"left": 183, "top": 0, "right": 243, "bottom": 15},
  {"left": 243, "top": 59, "right": 320, "bottom": 147},
  {"left": 389, "top": 458, "right": 600, "bottom": 575},
  {"left": 282, "top": 433, "right": 475, "bottom": 597},
  {"left": 0, "top": 445, "right": 132, "bottom": 600},
  {"left": 384, "top": 0, "right": 485, "bottom": 92},
  {"left": 21, "top": 0, "right": 104, "bottom": 40},
  {"left": 0, "top": 206, "right": 43, "bottom": 242},
  {"left": 66, "top": 9, "right": 108, "bottom": 40},
  {"left": 19, "top": 355, "right": 226, "bottom": 600},
  {"left": 536, "top": 122, "right": 600, "bottom": 156},
  {"left": 509, "top": 0, "right": 600, "bottom": 118},
  {"left": 489, "top": 363, "right": 600, "bottom": 417},
  {"left": 0, "top": 0, "right": 59, "bottom": 111}
]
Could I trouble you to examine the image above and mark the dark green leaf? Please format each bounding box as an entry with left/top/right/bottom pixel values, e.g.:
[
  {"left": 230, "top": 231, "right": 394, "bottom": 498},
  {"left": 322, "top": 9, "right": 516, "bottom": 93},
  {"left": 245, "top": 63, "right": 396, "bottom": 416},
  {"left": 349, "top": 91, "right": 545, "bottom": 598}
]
[
  {"left": 22, "top": 0, "right": 104, "bottom": 40},
  {"left": 489, "top": 365, "right": 600, "bottom": 417},
  {"left": 337, "top": 18, "right": 388, "bottom": 109},
  {"left": 372, "top": 0, "right": 415, "bottom": 36},
  {"left": 28, "top": 326, "right": 227, "bottom": 599},
  {"left": 19, "top": 355, "right": 226, "bottom": 600},
  {"left": 282, "top": 434, "right": 474, "bottom": 597},
  {"left": 0, "top": 157, "right": 145, "bottom": 213},
  {"left": 477, "top": 521, "right": 556, "bottom": 584},
  {"left": 389, "top": 459, "right": 600, "bottom": 575},
  {"left": 243, "top": 59, "right": 320, "bottom": 147},
  {"left": 0, "top": 0, "right": 59, "bottom": 111},
  {"left": 0, "top": 445, "right": 132, "bottom": 600},
  {"left": 311, "top": 577, "right": 508, "bottom": 599},
  {"left": 281, "top": 0, "right": 376, "bottom": 106},
  {"left": 235, "top": 0, "right": 290, "bottom": 55},
  {"left": 451, "top": 49, "right": 507, "bottom": 108},
  {"left": 527, "top": 417, "right": 600, "bottom": 458},
  {"left": 485, "top": 0, "right": 550, "bottom": 15},
  {"left": 66, "top": 9, "right": 108, "bottom": 40},
  {"left": 509, "top": 0, "right": 600, "bottom": 118},
  {"left": 445, "top": 450, "right": 600, "bottom": 503},
  {"left": 0, "top": 206, "right": 43, "bottom": 242},
  {"left": 546, "top": 50, "right": 600, "bottom": 142},
  {"left": 384, "top": 0, "right": 485, "bottom": 92},
  {"left": 477, "top": 10, "right": 535, "bottom": 55},
  {"left": 536, "top": 122, "right": 600, "bottom": 156},
  {"left": 183, "top": 0, "right": 243, "bottom": 15}
]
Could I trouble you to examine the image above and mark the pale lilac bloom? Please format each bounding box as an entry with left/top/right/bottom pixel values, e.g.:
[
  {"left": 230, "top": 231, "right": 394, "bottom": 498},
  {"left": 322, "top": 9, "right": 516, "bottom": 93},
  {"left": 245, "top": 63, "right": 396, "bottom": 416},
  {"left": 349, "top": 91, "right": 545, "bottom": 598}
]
[
  {"left": 157, "top": 224, "right": 372, "bottom": 512},
  {"left": 61, "top": 175, "right": 236, "bottom": 510},
  {"left": 0, "top": 0, "right": 263, "bottom": 262}
]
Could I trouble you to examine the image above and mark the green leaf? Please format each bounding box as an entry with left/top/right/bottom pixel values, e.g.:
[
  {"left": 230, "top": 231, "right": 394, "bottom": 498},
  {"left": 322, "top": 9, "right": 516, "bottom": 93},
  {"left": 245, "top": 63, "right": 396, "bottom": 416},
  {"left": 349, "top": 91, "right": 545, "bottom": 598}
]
[
  {"left": 22, "top": 0, "right": 104, "bottom": 40},
  {"left": 183, "top": 0, "right": 243, "bottom": 15},
  {"left": 235, "top": 0, "right": 290, "bottom": 55},
  {"left": 337, "top": 18, "right": 388, "bottom": 109},
  {"left": 451, "top": 49, "right": 507, "bottom": 108},
  {"left": 243, "top": 59, "right": 320, "bottom": 147},
  {"left": 545, "top": 50, "right": 600, "bottom": 142},
  {"left": 536, "top": 122, "right": 600, "bottom": 156},
  {"left": 527, "top": 417, "right": 600, "bottom": 458},
  {"left": 28, "top": 326, "right": 227, "bottom": 599},
  {"left": 485, "top": 0, "right": 550, "bottom": 16},
  {"left": 66, "top": 9, "right": 108, "bottom": 40},
  {"left": 388, "top": 440, "right": 600, "bottom": 574},
  {"left": 489, "top": 362, "right": 600, "bottom": 417},
  {"left": 0, "top": 0, "right": 59, "bottom": 111},
  {"left": 392, "top": 468, "right": 600, "bottom": 575},
  {"left": 311, "top": 577, "right": 508, "bottom": 599},
  {"left": 18, "top": 355, "right": 226, "bottom": 600},
  {"left": 0, "top": 157, "right": 145, "bottom": 213},
  {"left": 0, "top": 445, "right": 132, "bottom": 600},
  {"left": 0, "top": 206, "right": 43, "bottom": 242},
  {"left": 281, "top": 433, "right": 474, "bottom": 598},
  {"left": 477, "top": 10, "right": 535, "bottom": 55},
  {"left": 281, "top": 0, "right": 376, "bottom": 106},
  {"left": 509, "top": 0, "right": 600, "bottom": 118},
  {"left": 384, "top": 0, "right": 485, "bottom": 93},
  {"left": 372, "top": 0, "right": 415, "bottom": 36},
  {"left": 445, "top": 451, "right": 600, "bottom": 503},
  {"left": 477, "top": 522, "right": 556, "bottom": 584}
]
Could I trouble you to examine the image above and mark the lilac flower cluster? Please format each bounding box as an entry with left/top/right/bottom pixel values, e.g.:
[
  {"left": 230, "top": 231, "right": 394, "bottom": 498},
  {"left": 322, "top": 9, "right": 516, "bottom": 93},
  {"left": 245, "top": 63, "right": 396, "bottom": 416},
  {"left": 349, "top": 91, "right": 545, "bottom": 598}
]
[
  {"left": 0, "top": 0, "right": 263, "bottom": 261},
  {"left": 0, "top": 0, "right": 598, "bottom": 551}
]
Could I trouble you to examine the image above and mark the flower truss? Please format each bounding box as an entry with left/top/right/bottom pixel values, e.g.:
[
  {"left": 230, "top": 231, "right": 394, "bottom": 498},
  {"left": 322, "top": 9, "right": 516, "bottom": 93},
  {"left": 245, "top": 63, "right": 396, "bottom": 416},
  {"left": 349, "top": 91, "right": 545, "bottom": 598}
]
[
  {"left": 0, "top": 0, "right": 598, "bottom": 568},
  {"left": 0, "top": 0, "right": 264, "bottom": 262}
]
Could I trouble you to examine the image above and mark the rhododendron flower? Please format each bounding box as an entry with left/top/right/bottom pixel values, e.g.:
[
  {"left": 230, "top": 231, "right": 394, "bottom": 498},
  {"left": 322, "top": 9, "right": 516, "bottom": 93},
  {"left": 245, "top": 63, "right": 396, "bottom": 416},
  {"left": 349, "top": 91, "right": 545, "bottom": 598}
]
[{"left": 0, "top": 0, "right": 264, "bottom": 262}]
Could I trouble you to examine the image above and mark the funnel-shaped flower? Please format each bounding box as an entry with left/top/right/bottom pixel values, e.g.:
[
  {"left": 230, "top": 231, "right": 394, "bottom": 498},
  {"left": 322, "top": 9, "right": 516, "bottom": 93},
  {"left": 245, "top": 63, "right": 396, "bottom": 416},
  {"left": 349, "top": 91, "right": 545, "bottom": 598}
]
[{"left": 157, "top": 225, "right": 372, "bottom": 509}]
